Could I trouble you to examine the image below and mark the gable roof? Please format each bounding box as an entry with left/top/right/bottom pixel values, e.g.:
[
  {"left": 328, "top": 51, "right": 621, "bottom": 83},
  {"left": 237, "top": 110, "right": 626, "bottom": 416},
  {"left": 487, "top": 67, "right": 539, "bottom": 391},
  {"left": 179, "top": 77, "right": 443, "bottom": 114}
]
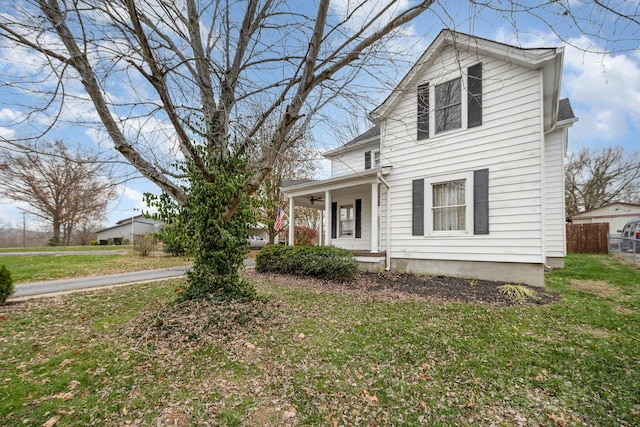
[
  {"left": 370, "top": 29, "right": 565, "bottom": 131},
  {"left": 571, "top": 202, "right": 640, "bottom": 218},
  {"left": 323, "top": 125, "right": 380, "bottom": 158}
]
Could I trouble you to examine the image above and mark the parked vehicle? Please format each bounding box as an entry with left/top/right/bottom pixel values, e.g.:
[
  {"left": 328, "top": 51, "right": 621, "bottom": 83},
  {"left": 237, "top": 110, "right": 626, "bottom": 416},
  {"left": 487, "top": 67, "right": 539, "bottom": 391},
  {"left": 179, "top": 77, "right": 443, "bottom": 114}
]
[
  {"left": 246, "top": 234, "right": 267, "bottom": 249},
  {"left": 619, "top": 217, "right": 640, "bottom": 253}
]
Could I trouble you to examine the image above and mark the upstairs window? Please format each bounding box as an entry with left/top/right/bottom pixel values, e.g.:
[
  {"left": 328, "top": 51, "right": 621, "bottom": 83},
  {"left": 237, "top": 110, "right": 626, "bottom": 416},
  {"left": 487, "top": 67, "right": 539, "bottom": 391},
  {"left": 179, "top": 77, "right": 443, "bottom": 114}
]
[
  {"left": 435, "top": 78, "right": 462, "bottom": 133},
  {"left": 365, "top": 150, "right": 381, "bottom": 169}
]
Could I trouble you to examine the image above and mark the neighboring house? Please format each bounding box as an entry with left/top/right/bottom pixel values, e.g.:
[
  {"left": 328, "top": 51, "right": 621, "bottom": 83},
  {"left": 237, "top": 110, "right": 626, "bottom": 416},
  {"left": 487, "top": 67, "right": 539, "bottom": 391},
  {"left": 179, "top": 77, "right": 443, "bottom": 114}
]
[
  {"left": 96, "top": 215, "right": 164, "bottom": 243},
  {"left": 282, "top": 30, "right": 577, "bottom": 287},
  {"left": 570, "top": 202, "right": 640, "bottom": 235}
]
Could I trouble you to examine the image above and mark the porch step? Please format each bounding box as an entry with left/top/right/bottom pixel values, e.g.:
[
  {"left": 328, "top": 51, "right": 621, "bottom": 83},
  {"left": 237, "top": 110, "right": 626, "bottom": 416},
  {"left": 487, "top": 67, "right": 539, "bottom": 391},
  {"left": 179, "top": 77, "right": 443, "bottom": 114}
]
[{"left": 350, "top": 250, "right": 386, "bottom": 258}]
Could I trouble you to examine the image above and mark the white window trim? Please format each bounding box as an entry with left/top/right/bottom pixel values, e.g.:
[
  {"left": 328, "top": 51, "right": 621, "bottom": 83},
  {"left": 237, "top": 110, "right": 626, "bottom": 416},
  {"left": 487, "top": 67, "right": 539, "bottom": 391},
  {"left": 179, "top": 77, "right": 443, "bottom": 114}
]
[
  {"left": 424, "top": 171, "right": 474, "bottom": 236},
  {"left": 374, "top": 150, "right": 381, "bottom": 167},
  {"left": 430, "top": 75, "right": 468, "bottom": 137}
]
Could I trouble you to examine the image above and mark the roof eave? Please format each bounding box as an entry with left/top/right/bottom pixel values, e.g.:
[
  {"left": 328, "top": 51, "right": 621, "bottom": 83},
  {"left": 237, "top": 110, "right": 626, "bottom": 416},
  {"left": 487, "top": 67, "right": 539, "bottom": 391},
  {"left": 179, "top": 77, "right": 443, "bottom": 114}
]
[{"left": 371, "top": 29, "right": 564, "bottom": 122}]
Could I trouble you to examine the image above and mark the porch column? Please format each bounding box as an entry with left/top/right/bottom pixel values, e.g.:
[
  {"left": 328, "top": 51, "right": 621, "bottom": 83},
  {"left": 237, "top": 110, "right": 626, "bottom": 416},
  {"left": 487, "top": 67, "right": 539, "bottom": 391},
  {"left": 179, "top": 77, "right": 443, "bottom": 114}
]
[
  {"left": 318, "top": 209, "right": 323, "bottom": 246},
  {"left": 324, "top": 191, "right": 331, "bottom": 246},
  {"left": 288, "top": 197, "right": 295, "bottom": 246},
  {"left": 371, "top": 182, "right": 379, "bottom": 252}
]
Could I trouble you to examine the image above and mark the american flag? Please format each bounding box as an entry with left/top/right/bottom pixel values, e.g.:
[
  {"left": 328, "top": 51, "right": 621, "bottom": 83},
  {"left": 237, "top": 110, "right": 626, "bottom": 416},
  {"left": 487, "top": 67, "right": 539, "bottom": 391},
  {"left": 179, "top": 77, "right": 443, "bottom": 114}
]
[{"left": 274, "top": 207, "right": 285, "bottom": 232}]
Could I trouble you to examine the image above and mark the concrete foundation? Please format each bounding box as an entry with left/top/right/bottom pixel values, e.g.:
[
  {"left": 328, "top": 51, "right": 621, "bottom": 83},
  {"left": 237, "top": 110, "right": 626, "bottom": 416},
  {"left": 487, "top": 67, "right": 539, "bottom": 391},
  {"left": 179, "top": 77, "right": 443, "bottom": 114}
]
[
  {"left": 545, "top": 257, "right": 565, "bottom": 269},
  {"left": 389, "top": 258, "right": 546, "bottom": 287},
  {"left": 355, "top": 257, "right": 386, "bottom": 273}
]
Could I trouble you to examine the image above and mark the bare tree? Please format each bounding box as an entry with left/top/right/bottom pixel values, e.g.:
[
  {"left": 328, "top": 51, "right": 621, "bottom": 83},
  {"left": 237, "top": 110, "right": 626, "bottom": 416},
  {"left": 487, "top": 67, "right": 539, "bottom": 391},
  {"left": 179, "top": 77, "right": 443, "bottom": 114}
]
[
  {"left": 0, "top": 141, "right": 116, "bottom": 245},
  {"left": 0, "top": 0, "right": 439, "bottom": 210},
  {"left": 0, "top": 1, "right": 638, "bottom": 296},
  {"left": 255, "top": 130, "right": 318, "bottom": 244},
  {"left": 0, "top": 1, "right": 637, "bottom": 211},
  {"left": 565, "top": 146, "right": 640, "bottom": 215}
]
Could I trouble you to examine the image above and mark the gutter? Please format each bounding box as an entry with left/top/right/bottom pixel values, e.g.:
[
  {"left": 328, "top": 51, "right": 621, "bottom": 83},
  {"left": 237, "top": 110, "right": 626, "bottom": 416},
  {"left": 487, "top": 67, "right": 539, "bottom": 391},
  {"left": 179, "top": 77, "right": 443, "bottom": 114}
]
[{"left": 377, "top": 172, "right": 391, "bottom": 271}]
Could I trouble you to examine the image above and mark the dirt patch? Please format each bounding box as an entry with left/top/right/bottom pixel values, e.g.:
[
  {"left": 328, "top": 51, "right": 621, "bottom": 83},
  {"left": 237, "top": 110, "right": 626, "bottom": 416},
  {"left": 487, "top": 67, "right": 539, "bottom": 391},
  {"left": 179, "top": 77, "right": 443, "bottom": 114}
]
[
  {"left": 246, "top": 270, "right": 559, "bottom": 306},
  {"left": 570, "top": 279, "right": 619, "bottom": 297}
]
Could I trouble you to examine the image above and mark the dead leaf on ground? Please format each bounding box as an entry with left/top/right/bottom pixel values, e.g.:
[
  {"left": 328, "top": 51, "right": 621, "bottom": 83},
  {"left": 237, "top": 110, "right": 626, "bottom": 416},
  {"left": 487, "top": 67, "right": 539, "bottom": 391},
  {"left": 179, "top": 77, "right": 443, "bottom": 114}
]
[
  {"left": 53, "top": 391, "right": 74, "bottom": 400},
  {"left": 360, "top": 389, "right": 379, "bottom": 406},
  {"left": 59, "top": 359, "right": 72, "bottom": 367},
  {"left": 43, "top": 415, "right": 60, "bottom": 427}
]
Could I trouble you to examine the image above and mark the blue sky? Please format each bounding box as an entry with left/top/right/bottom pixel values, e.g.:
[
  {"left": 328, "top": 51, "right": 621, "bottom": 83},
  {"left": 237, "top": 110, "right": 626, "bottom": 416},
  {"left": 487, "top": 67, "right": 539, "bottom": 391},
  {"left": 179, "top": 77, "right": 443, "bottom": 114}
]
[{"left": 0, "top": 1, "right": 638, "bottom": 233}]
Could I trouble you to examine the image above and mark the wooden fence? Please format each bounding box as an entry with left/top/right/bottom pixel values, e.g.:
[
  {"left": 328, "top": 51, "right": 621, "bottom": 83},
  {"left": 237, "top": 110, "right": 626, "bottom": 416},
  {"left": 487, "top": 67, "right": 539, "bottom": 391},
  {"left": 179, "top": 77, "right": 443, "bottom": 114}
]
[{"left": 566, "top": 222, "right": 609, "bottom": 253}]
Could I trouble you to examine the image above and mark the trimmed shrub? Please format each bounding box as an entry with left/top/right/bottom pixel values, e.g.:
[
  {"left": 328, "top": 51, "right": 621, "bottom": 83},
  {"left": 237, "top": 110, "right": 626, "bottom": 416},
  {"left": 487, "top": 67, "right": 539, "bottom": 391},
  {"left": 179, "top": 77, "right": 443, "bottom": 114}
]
[
  {"left": 256, "top": 245, "right": 357, "bottom": 282},
  {"left": 0, "top": 265, "right": 14, "bottom": 305}
]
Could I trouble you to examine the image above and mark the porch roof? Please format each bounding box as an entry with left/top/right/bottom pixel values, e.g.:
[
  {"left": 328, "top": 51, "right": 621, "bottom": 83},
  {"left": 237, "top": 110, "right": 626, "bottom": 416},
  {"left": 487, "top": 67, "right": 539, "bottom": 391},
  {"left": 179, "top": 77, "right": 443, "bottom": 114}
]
[{"left": 281, "top": 167, "right": 390, "bottom": 209}]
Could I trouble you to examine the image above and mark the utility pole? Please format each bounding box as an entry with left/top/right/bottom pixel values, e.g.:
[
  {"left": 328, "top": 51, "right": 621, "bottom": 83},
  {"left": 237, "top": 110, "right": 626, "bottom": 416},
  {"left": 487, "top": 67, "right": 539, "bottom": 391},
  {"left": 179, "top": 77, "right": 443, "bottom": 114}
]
[{"left": 131, "top": 208, "right": 139, "bottom": 244}]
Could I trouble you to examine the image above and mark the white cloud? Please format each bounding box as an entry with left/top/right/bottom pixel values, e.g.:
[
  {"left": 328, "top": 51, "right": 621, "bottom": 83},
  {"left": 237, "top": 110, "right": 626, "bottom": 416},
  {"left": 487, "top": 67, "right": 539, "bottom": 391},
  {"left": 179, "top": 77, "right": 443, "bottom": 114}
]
[{"left": 494, "top": 27, "right": 640, "bottom": 148}]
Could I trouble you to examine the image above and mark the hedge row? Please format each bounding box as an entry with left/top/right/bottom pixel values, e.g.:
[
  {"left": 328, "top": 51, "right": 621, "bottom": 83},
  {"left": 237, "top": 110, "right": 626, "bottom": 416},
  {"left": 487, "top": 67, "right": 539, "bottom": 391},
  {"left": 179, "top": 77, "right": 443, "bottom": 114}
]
[{"left": 255, "top": 245, "right": 358, "bottom": 282}]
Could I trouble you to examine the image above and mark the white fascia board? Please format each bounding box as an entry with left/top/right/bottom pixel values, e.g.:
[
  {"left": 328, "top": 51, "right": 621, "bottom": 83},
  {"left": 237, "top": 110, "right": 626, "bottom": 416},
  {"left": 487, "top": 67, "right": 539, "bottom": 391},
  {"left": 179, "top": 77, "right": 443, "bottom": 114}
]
[
  {"left": 322, "top": 136, "right": 380, "bottom": 158},
  {"left": 370, "top": 29, "right": 562, "bottom": 122},
  {"left": 282, "top": 169, "right": 384, "bottom": 197}
]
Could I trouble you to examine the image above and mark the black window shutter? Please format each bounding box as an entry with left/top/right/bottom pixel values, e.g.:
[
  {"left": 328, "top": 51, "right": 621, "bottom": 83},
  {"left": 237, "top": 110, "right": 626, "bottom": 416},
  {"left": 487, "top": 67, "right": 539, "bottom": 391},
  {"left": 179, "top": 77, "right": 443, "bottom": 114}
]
[
  {"left": 474, "top": 169, "right": 489, "bottom": 235},
  {"left": 417, "top": 83, "right": 429, "bottom": 140},
  {"left": 364, "top": 151, "right": 371, "bottom": 170},
  {"left": 355, "top": 199, "right": 362, "bottom": 238},
  {"left": 331, "top": 202, "right": 337, "bottom": 239},
  {"left": 468, "top": 63, "right": 482, "bottom": 128},
  {"left": 412, "top": 179, "right": 424, "bottom": 236}
]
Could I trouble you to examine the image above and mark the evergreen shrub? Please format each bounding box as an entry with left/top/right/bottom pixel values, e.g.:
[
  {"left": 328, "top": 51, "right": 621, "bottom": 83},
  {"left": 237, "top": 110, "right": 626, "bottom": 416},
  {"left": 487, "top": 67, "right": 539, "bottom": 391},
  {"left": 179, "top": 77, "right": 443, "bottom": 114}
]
[
  {"left": 0, "top": 265, "right": 14, "bottom": 305},
  {"left": 256, "top": 245, "right": 357, "bottom": 282}
]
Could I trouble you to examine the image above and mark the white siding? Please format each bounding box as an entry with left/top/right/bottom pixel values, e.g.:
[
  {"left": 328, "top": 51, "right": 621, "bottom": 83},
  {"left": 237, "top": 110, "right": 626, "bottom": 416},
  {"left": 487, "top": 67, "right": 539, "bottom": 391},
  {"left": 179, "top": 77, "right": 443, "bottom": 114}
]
[
  {"left": 544, "top": 128, "right": 567, "bottom": 259},
  {"left": 329, "top": 186, "right": 372, "bottom": 250},
  {"left": 382, "top": 45, "right": 547, "bottom": 264},
  {"left": 330, "top": 141, "right": 379, "bottom": 177}
]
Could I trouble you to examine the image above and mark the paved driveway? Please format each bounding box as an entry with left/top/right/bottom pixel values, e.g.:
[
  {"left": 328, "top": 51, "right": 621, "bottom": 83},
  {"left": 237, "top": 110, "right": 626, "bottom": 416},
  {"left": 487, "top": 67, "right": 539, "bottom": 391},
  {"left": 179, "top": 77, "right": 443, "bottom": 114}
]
[{"left": 10, "top": 258, "right": 256, "bottom": 299}]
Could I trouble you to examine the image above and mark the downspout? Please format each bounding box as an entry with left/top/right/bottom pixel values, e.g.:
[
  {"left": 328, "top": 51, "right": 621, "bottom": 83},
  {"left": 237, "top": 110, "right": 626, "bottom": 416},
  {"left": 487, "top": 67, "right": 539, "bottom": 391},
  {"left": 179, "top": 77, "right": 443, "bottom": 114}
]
[{"left": 377, "top": 172, "right": 391, "bottom": 271}]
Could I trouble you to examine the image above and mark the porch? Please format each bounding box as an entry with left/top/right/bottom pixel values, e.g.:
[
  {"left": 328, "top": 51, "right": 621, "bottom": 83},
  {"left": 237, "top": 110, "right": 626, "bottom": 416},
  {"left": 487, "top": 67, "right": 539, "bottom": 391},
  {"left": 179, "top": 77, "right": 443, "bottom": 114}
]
[{"left": 281, "top": 169, "right": 391, "bottom": 260}]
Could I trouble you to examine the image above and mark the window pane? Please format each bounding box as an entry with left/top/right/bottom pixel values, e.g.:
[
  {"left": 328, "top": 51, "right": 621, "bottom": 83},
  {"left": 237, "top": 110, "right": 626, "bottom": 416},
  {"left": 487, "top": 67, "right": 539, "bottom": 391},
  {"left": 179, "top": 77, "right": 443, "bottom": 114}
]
[
  {"left": 436, "top": 105, "right": 462, "bottom": 133},
  {"left": 432, "top": 180, "right": 465, "bottom": 231},
  {"left": 435, "top": 78, "right": 462, "bottom": 133},
  {"left": 433, "top": 206, "right": 466, "bottom": 231},
  {"left": 340, "top": 205, "right": 354, "bottom": 236},
  {"left": 435, "top": 78, "right": 461, "bottom": 108}
]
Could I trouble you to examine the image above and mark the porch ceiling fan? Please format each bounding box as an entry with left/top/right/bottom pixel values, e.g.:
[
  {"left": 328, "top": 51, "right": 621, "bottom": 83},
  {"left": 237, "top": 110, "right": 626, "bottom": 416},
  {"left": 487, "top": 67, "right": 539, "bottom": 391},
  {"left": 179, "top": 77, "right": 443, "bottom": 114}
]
[{"left": 307, "top": 195, "right": 323, "bottom": 205}]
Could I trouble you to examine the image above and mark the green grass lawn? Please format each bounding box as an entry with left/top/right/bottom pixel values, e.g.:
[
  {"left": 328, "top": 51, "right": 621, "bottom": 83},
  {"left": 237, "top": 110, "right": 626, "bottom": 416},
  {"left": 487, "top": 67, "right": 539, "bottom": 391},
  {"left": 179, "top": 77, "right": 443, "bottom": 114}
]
[
  {"left": 0, "top": 253, "right": 191, "bottom": 283},
  {"left": 0, "top": 254, "right": 638, "bottom": 426},
  {"left": 0, "top": 245, "right": 132, "bottom": 253}
]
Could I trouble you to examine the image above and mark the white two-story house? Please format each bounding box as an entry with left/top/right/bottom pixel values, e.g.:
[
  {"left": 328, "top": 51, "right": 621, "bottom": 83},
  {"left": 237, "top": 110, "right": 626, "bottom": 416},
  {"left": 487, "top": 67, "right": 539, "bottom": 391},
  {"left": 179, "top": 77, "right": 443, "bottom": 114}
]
[{"left": 282, "top": 30, "right": 577, "bottom": 287}]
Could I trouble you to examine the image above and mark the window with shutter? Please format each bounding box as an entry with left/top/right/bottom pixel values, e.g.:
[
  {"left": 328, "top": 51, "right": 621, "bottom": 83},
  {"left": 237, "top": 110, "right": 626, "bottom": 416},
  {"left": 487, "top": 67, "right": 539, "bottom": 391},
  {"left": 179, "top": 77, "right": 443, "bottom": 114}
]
[
  {"left": 355, "top": 199, "right": 362, "bottom": 238},
  {"left": 364, "top": 151, "right": 371, "bottom": 169},
  {"left": 473, "top": 169, "right": 489, "bottom": 234},
  {"left": 415, "top": 170, "right": 488, "bottom": 236},
  {"left": 331, "top": 202, "right": 337, "bottom": 239},
  {"left": 417, "top": 83, "right": 429, "bottom": 140},
  {"left": 412, "top": 179, "right": 425, "bottom": 236},
  {"left": 468, "top": 63, "right": 482, "bottom": 128}
]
